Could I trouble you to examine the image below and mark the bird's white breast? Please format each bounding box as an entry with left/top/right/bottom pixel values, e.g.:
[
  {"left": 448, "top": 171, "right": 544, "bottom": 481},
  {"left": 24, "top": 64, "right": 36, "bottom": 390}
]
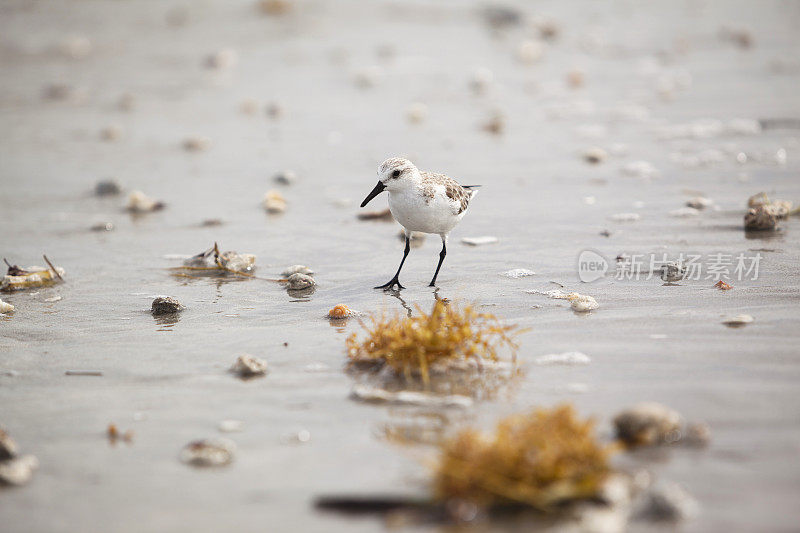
[{"left": 388, "top": 186, "right": 463, "bottom": 235}]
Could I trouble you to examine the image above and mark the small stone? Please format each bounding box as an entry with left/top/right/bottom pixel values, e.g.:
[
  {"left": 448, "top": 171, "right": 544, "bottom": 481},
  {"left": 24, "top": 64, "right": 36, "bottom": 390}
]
[
  {"left": 660, "top": 262, "right": 686, "bottom": 283},
  {"left": 180, "top": 438, "right": 235, "bottom": 467},
  {"left": 230, "top": 354, "right": 268, "bottom": 377},
  {"left": 287, "top": 273, "right": 315, "bottom": 290},
  {"left": 614, "top": 402, "right": 683, "bottom": 446},
  {"left": 273, "top": 171, "right": 297, "bottom": 185},
  {"left": 583, "top": 147, "right": 607, "bottom": 164},
  {"left": 281, "top": 265, "right": 314, "bottom": 277},
  {"left": 744, "top": 206, "right": 777, "bottom": 230},
  {"left": 722, "top": 314, "right": 753, "bottom": 327},
  {"left": 0, "top": 455, "right": 38, "bottom": 486},
  {"left": 263, "top": 190, "right": 287, "bottom": 213},
  {"left": 151, "top": 297, "right": 184, "bottom": 315},
  {"left": 95, "top": 179, "right": 121, "bottom": 196}
]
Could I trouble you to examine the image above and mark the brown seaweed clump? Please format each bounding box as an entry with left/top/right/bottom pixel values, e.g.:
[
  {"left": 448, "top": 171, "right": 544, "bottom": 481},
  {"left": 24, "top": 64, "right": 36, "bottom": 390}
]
[
  {"left": 346, "top": 300, "right": 518, "bottom": 385},
  {"left": 433, "top": 405, "right": 614, "bottom": 511}
]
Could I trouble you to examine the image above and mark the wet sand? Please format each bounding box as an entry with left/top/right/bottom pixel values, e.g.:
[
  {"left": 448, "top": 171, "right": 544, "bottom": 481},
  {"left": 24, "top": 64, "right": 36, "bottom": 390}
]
[{"left": 1, "top": 0, "right": 800, "bottom": 531}]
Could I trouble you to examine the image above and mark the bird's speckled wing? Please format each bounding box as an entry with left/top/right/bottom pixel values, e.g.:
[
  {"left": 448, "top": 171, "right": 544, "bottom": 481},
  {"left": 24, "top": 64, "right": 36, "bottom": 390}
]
[{"left": 420, "top": 171, "right": 474, "bottom": 214}]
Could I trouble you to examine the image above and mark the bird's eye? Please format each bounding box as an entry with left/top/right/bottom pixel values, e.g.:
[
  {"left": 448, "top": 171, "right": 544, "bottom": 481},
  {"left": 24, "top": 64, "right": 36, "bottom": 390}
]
[{"left": 392, "top": 170, "right": 401, "bottom": 178}]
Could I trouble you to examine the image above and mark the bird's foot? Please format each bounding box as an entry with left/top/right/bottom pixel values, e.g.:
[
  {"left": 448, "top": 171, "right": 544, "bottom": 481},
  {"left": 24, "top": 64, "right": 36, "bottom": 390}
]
[{"left": 375, "top": 278, "right": 405, "bottom": 290}]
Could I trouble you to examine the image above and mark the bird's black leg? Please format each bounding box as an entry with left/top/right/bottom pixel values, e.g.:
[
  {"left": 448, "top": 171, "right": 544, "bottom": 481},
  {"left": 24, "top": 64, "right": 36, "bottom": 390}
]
[
  {"left": 375, "top": 234, "right": 410, "bottom": 290},
  {"left": 429, "top": 236, "right": 447, "bottom": 287}
]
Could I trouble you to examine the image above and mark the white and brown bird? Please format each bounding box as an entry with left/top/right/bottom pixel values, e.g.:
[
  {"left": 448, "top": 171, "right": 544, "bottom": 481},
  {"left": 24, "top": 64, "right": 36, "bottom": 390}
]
[{"left": 360, "top": 157, "right": 479, "bottom": 290}]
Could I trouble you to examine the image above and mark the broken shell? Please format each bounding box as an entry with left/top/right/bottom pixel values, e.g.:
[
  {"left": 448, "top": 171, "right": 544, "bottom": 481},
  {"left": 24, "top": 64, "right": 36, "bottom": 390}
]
[
  {"left": 230, "top": 354, "right": 268, "bottom": 377},
  {"left": 516, "top": 40, "right": 544, "bottom": 64},
  {"left": 583, "top": 147, "right": 607, "bottom": 164},
  {"left": 287, "top": 273, "right": 315, "bottom": 290},
  {"left": 714, "top": 280, "right": 733, "bottom": 290},
  {"left": 151, "top": 296, "right": 185, "bottom": 315},
  {"left": 95, "top": 179, "right": 121, "bottom": 196},
  {"left": 328, "top": 304, "right": 352, "bottom": 319},
  {"left": 613, "top": 402, "right": 682, "bottom": 446},
  {"left": 281, "top": 265, "right": 314, "bottom": 277},
  {"left": 273, "top": 171, "right": 297, "bottom": 185},
  {"left": 0, "top": 298, "right": 14, "bottom": 314},
  {"left": 126, "top": 191, "right": 164, "bottom": 213},
  {"left": 566, "top": 293, "right": 598, "bottom": 312},
  {"left": 406, "top": 102, "right": 428, "bottom": 124},
  {"left": 686, "top": 196, "right": 713, "bottom": 209},
  {"left": 204, "top": 48, "right": 238, "bottom": 69},
  {"left": 744, "top": 206, "right": 777, "bottom": 231},
  {"left": 462, "top": 236, "right": 498, "bottom": 246},
  {"left": 660, "top": 262, "right": 686, "bottom": 283},
  {"left": 0, "top": 455, "right": 39, "bottom": 486},
  {"left": 180, "top": 438, "right": 235, "bottom": 467},
  {"left": 0, "top": 428, "right": 18, "bottom": 460},
  {"left": 263, "top": 190, "right": 287, "bottom": 213},
  {"left": 218, "top": 251, "right": 256, "bottom": 273},
  {"left": 183, "top": 136, "right": 212, "bottom": 152},
  {"left": 722, "top": 314, "right": 753, "bottom": 327}
]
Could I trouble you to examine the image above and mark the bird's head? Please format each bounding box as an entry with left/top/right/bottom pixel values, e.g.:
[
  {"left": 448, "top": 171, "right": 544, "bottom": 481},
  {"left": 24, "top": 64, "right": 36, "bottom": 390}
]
[{"left": 360, "top": 157, "right": 420, "bottom": 207}]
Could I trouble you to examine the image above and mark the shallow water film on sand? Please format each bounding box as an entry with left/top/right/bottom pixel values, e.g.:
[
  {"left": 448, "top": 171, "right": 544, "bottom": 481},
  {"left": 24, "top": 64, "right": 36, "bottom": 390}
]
[{"left": 1, "top": 0, "right": 800, "bottom": 531}]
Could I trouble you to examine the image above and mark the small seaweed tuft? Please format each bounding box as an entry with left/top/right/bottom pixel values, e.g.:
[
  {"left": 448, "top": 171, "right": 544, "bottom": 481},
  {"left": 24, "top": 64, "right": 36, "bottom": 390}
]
[
  {"left": 346, "top": 300, "right": 519, "bottom": 385},
  {"left": 433, "top": 404, "right": 614, "bottom": 511}
]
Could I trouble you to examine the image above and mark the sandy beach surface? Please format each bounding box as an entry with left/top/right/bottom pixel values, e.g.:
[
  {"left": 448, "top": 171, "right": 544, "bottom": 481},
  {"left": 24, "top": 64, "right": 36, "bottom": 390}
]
[{"left": 1, "top": 1, "right": 799, "bottom": 531}]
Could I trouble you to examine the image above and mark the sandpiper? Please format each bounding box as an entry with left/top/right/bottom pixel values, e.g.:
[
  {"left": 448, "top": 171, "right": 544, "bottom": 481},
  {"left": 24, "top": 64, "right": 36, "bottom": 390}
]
[{"left": 360, "top": 157, "right": 479, "bottom": 290}]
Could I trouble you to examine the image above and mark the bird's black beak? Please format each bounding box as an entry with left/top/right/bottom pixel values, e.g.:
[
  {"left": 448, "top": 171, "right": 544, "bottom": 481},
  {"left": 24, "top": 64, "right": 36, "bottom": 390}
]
[{"left": 360, "top": 181, "right": 386, "bottom": 207}]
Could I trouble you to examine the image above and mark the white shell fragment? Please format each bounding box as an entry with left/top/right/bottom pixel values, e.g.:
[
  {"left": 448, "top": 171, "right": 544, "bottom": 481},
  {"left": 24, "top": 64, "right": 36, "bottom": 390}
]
[
  {"left": 0, "top": 298, "right": 14, "bottom": 314},
  {"left": 722, "top": 314, "right": 754, "bottom": 327},
  {"left": 502, "top": 268, "right": 535, "bottom": 278},
  {"left": 180, "top": 438, "right": 235, "bottom": 467},
  {"left": 567, "top": 293, "right": 599, "bottom": 312},
  {"left": 126, "top": 191, "right": 164, "bottom": 213},
  {"left": 230, "top": 354, "right": 268, "bottom": 377},
  {"left": 535, "top": 351, "right": 591, "bottom": 365},
  {"left": 262, "top": 190, "right": 287, "bottom": 213},
  {"left": 218, "top": 252, "right": 256, "bottom": 273},
  {"left": 0, "top": 455, "right": 39, "bottom": 486},
  {"left": 462, "top": 236, "right": 498, "bottom": 246},
  {"left": 287, "top": 273, "right": 315, "bottom": 290},
  {"left": 350, "top": 385, "right": 473, "bottom": 409},
  {"left": 281, "top": 265, "right": 314, "bottom": 277}
]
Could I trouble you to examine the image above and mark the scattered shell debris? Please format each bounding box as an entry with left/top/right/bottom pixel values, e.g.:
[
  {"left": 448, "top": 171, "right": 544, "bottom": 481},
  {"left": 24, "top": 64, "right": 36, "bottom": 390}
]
[
  {"left": 180, "top": 438, "right": 235, "bottom": 467},
  {"left": 660, "top": 262, "right": 686, "bottom": 283},
  {"left": 0, "top": 428, "right": 37, "bottom": 487},
  {"left": 567, "top": 293, "right": 599, "bottom": 312},
  {"left": 433, "top": 405, "right": 614, "bottom": 510},
  {"left": 714, "top": 280, "right": 733, "bottom": 290},
  {"left": 462, "top": 236, "right": 498, "bottom": 246},
  {"left": 609, "top": 213, "right": 640, "bottom": 222},
  {"left": 406, "top": 102, "right": 428, "bottom": 124},
  {"left": 151, "top": 296, "right": 184, "bottom": 315},
  {"left": 204, "top": 48, "right": 238, "bottom": 70},
  {"left": 126, "top": 190, "right": 164, "bottom": 213},
  {"left": 174, "top": 243, "right": 256, "bottom": 277},
  {"left": 501, "top": 268, "right": 535, "bottom": 278},
  {"left": 535, "top": 351, "right": 591, "bottom": 365},
  {"left": 2, "top": 257, "right": 65, "bottom": 292},
  {"left": 328, "top": 304, "right": 353, "bottom": 319},
  {"left": 95, "top": 179, "right": 121, "bottom": 196},
  {"left": 350, "top": 385, "right": 473, "bottom": 409},
  {"left": 182, "top": 136, "right": 212, "bottom": 152},
  {"left": 287, "top": 272, "right": 315, "bottom": 290},
  {"left": 218, "top": 420, "right": 244, "bottom": 433},
  {"left": 0, "top": 298, "right": 14, "bottom": 313},
  {"left": 263, "top": 190, "right": 287, "bottom": 213},
  {"left": 357, "top": 208, "right": 393, "bottom": 221},
  {"left": 230, "top": 354, "right": 268, "bottom": 378},
  {"left": 273, "top": 170, "right": 297, "bottom": 185},
  {"left": 722, "top": 314, "right": 753, "bottom": 328},
  {"left": 583, "top": 147, "right": 607, "bottom": 164}
]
